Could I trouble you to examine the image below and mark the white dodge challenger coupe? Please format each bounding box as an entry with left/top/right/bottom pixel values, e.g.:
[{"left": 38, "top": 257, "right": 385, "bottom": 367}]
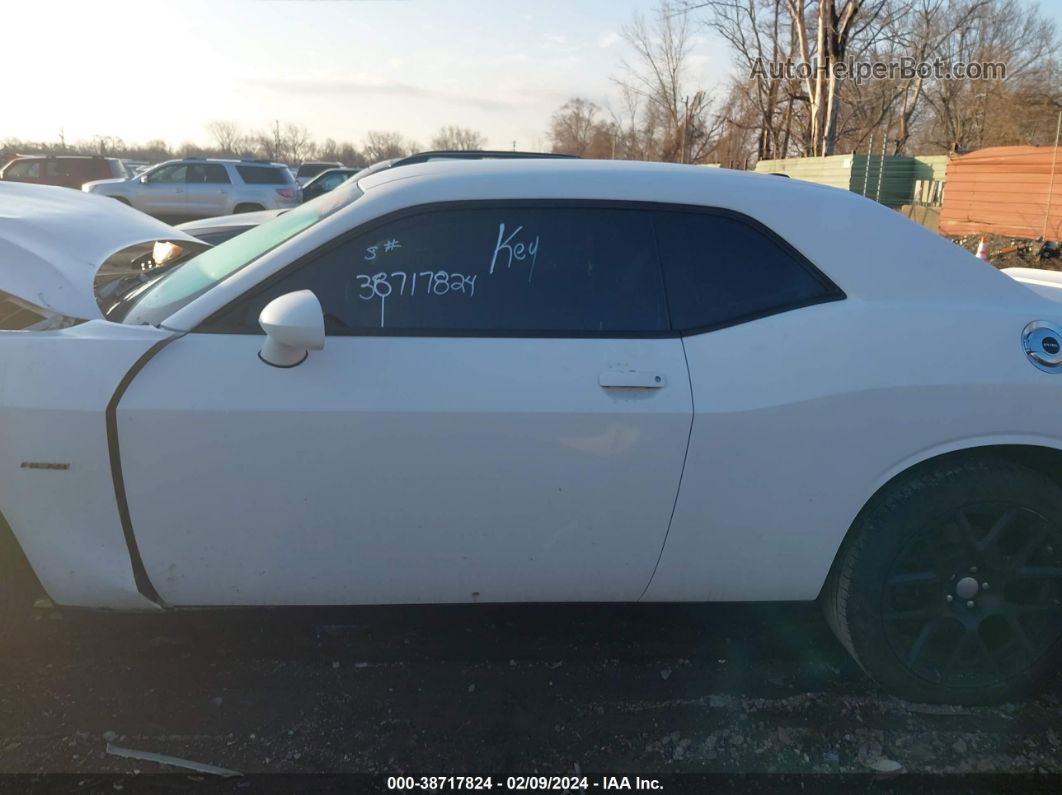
[{"left": 1, "top": 161, "right": 1061, "bottom": 705}]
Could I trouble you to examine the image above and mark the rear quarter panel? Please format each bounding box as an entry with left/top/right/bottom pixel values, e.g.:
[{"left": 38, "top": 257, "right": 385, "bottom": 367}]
[{"left": 643, "top": 296, "right": 1062, "bottom": 601}]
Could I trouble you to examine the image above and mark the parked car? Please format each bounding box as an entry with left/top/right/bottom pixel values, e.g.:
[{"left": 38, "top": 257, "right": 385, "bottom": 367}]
[
  {"left": 177, "top": 152, "right": 575, "bottom": 243},
  {"left": 177, "top": 208, "right": 287, "bottom": 245},
  {"left": 300, "top": 167, "right": 359, "bottom": 202},
  {"left": 82, "top": 158, "right": 300, "bottom": 220},
  {"left": 122, "top": 159, "right": 151, "bottom": 176},
  {"left": 4, "top": 162, "right": 1061, "bottom": 705},
  {"left": 294, "top": 160, "right": 343, "bottom": 186},
  {"left": 0, "top": 154, "right": 127, "bottom": 189}
]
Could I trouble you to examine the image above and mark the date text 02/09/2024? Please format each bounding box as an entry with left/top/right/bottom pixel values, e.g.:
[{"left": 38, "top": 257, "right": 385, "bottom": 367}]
[{"left": 385, "top": 775, "right": 664, "bottom": 791}]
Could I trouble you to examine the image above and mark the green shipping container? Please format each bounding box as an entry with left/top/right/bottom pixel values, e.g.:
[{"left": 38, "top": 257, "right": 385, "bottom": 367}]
[{"left": 754, "top": 154, "right": 947, "bottom": 208}]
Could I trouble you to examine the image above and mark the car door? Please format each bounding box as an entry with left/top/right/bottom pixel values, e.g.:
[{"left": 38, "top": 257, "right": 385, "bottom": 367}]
[
  {"left": 136, "top": 163, "right": 189, "bottom": 216},
  {"left": 116, "top": 203, "right": 694, "bottom": 606},
  {"left": 183, "top": 163, "right": 231, "bottom": 217}
]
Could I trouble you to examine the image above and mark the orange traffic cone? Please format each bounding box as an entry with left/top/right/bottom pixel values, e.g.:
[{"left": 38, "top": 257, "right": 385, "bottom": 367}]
[{"left": 975, "top": 236, "right": 989, "bottom": 260}]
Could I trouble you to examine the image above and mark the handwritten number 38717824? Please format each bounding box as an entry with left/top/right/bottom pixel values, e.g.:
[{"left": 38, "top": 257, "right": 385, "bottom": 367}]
[{"left": 354, "top": 271, "right": 478, "bottom": 327}]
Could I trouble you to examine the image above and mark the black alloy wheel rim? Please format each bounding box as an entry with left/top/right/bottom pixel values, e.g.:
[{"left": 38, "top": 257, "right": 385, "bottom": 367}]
[{"left": 882, "top": 502, "right": 1062, "bottom": 688}]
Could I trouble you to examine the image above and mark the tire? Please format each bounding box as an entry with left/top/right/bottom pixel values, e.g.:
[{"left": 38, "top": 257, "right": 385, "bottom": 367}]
[
  {"left": 823, "top": 456, "right": 1062, "bottom": 704},
  {"left": 233, "top": 203, "right": 264, "bottom": 214},
  {"left": 0, "top": 524, "right": 39, "bottom": 641}
]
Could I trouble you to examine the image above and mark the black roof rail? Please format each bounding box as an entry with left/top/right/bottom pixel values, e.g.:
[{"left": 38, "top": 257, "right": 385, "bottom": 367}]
[
  {"left": 240, "top": 158, "right": 272, "bottom": 164},
  {"left": 393, "top": 150, "right": 578, "bottom": 167}
]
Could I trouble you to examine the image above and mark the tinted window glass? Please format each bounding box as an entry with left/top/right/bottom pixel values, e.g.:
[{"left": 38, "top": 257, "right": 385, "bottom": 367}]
[
  {"left": 43, "top": 160, "right": 71, "bottom": 178},
  {"left": 187, "top": 163, "right": 231, "bottom": 184},
  {"left": 70, "top": 160, "right": 95, "bottom": 178},
  {"left": 237, "top": 165, "right": 292, "bottom": 185},
  {"left": 655, "top": 211, "right": 836, "bottom": 332},
  {"left": 296, "top": 163, "right": 338, "bottom": 179},
  {"left": 146, "top": 164, "right": 187, "bottom": 184},
  {"left": 74, "top": 159, "right": 113, "bottom": 180},
  {"left": 4, "top": 160, "right": 40, "bottom": 179},
  {"left": 209, "top": 206, "right": 668, "bottom": 335}
]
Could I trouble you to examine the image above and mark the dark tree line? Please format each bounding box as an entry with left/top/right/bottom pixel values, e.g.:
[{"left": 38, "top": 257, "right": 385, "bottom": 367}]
[{"left": 1, "top": 123, "right": 489, "bottom": 165}]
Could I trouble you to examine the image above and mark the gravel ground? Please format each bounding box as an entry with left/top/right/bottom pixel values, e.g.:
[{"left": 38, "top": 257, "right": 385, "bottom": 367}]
[
  {"left": 950, "top": 233, "right": 1062, "bottom": 271},
  {"left": 1, "top": 600, "right": 1060, "bottom": 789}
]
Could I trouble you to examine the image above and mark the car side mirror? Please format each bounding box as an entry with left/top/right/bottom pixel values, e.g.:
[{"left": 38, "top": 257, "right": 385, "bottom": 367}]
[
  {"left": 139, "top": 175, "right": 148, "bottom": 183},
  {"left": 258, "top": 290, "right": 325, "bottom": 367}
]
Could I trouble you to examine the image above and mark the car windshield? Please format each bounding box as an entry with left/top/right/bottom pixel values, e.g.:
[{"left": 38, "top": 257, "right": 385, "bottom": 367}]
[
  {"left": 297, "top": 163, "right": 336, "bottom": 178},
  {"left": 110, "top": 181, "right": 363, "bottom": 325}
]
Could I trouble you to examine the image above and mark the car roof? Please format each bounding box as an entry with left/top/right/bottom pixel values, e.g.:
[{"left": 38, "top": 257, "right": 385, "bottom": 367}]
[
  {"left": 394, "top": 149, "right": 576, "bottom": 165},
  {"left": 356, "top": 157, "right": 796, "bottom": 194},
  {"left": 162, "top": 158, "right": 288, "bottom": 167},
  {"left": 6, "top": 154, "right": 117, "bottom": 161},
  {"left": 308, "top": 167, "right": 358, "bottom": 179}
]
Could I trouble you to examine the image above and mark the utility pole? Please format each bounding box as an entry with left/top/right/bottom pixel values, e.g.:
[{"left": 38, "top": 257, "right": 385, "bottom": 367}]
[{"left": 679, "top": 95, "right": 689, "bottom": 164}]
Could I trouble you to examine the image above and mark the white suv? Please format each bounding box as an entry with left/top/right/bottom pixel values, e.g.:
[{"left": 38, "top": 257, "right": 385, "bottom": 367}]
[{"left": 83, "top": 158, "right": 301, "bottom": 219}]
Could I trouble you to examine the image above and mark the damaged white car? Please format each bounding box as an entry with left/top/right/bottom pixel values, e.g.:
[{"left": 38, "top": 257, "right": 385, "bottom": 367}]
[{"left": 1, "top": 163, "right": 1061, "bottom": 705}]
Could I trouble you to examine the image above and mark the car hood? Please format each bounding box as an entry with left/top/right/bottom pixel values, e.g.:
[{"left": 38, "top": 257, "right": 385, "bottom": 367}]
[
  {"left": 0, "top": 182, "right": 199, "bottom": 319},
  {"left": 82, "top": 177, "right": 129, "bottom": 190},
  {"left": 177, "top": 208, "right": 287, "bottom": 235}
]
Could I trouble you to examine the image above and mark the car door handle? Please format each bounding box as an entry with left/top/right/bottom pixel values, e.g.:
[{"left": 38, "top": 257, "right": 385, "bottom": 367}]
[{"left": 599, "top": 370, "right": 666, "bottom": 388}]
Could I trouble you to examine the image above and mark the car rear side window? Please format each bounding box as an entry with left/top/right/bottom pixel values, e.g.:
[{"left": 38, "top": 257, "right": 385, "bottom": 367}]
[
  {"left": 236, "top": 166, "right": 293, "bottom": 185},
  {"left": 206, "top": 205, "right": 669, "bottom": 335},
  {"left": 654, "top": 210, "right": 841, "bottom": 333},
  {"left": 188, "top": 164, "right": 231, "bottom": 184},
  {"left": 43, "top": 160, "right": 72, "bottom": 179}
]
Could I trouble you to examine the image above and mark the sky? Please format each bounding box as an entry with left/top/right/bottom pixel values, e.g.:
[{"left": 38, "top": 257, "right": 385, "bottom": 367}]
[
  {"left": 6, "top": 0, "right": 1062, "bottom": 153},
  {"left": 1, "top": 0, "right": 729, "bottom": 151}
]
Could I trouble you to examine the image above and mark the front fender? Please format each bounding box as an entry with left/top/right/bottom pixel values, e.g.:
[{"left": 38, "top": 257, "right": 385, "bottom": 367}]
[{"left": 0, "top": 321, "right": 170, "bottom": 609}]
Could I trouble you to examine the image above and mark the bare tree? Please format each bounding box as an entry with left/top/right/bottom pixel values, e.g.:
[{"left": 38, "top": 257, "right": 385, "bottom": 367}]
[
  {"left": 430, "top": 126, "right": 488, "bottom": 151},
  {"left": 363, "top": 131, "right": 418, "bottom": 161},
  {"left": 549, "top": 98, "right": 609, "bottom": 156},
  {"left": 88, "top": 135, "right": 125, "bottom": 157},
  {"left": 697, "top": 0, "right": 797, "bottom": 160},
  {"left": 613, "top": 0, "right": 720, "bottom": 162},
  {"left": 284, "top": 123, "right": 317, "bottom": 163},
  {"left": 207, "top": 120, "right": 244, "bottom": 154},
  {"left": 921, "top": 0, "right": 1058, "bottom": 151}
]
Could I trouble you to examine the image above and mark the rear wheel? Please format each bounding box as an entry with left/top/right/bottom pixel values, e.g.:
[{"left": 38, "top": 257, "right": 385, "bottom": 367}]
[
  {"left": 824, "top": 457, "right": 1062, "bottom": 704},
  {"left": 234, "top": 203, "right": 264, "bottom": 214}
]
